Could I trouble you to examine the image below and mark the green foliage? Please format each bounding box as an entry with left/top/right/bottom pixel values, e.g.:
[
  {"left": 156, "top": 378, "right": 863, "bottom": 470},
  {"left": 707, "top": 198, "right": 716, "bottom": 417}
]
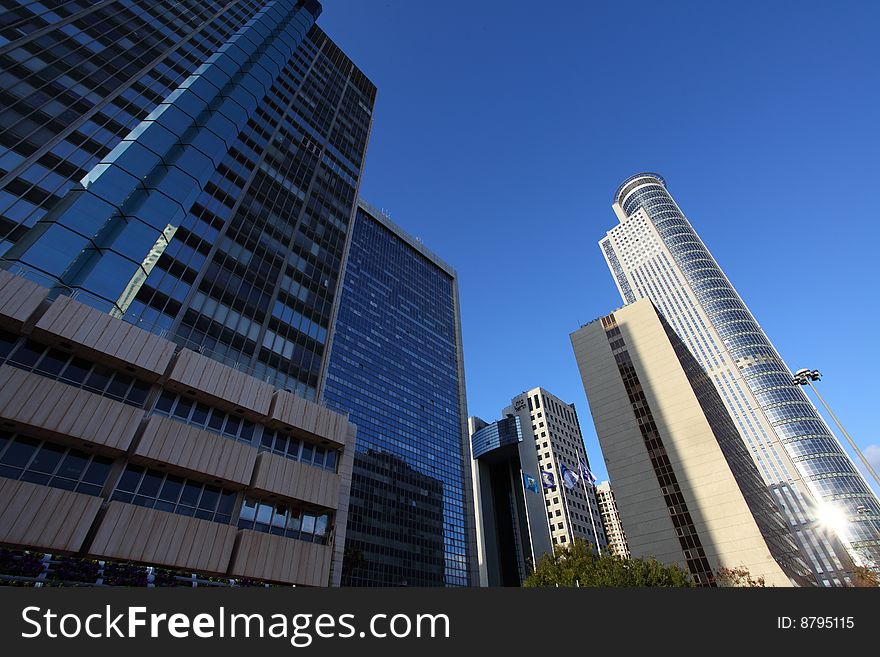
[{"left": 523, "top": 540, "right": 693, "bottom": 588}]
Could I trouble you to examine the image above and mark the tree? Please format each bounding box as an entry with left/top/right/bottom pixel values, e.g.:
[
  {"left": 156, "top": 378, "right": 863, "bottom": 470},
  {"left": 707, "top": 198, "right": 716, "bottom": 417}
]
[
  {"left": 851, "top": 566, "right": 879, "bottom": 587},
  {"left": 523, "top": 539, "right": 693, "bottom": 587},
  {"left": 715, "top": 566, "right": 765, "bottom": 587}
]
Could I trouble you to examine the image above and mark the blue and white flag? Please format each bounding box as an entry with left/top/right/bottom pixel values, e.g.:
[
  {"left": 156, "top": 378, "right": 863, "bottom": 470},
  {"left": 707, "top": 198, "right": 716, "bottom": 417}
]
[
  {"left": 541, "top": 470, "right": 556, "bottom": 489},
  {"left": 560, "top": 463, "right": 580, "bottom": 490},
  {"left": 579, "top": 457, "right": 597, "bottom": 485},
  {"left": 523, "top": 472, "right": 540, "bottom": 494}
]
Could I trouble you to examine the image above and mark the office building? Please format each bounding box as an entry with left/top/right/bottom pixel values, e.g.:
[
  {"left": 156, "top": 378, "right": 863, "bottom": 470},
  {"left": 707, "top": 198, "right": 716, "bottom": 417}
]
[
  {"left": 505, "top": 387, "right": 607, "bottom": 553},
  {"left": 322, "top": 201, "right": 477, "bottom": 587},
  {"left": 0, "top": 0, "right": 480, "bottom": 589},
  {"left": 0, "top": 0, "right": 396, "bottom": 586},
  {"left": 1, "top": 0, "right": 375, "bottom": 405},
  {"left": 469, "top": 415, "right": 553, "bottom": 586},
  {"left": 0, "top": 269, "right": 356, "bottom": 586},
  {"left": 599, "top": 172, "right": 878, "bottom": 583},
  {"left": 596, "top": 481, "right": 630, "bottom": 558},
  {"left": 571, "top": 299, "right": 814, "bottom": 586}
]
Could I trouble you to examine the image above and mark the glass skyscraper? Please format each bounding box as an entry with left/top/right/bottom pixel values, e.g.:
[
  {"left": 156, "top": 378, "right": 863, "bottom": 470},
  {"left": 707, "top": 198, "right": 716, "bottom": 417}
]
[
  {"left": 600, "top": 172, "right": 880, "bottom": 584},
  {"left": 0, "top": 1, "right": 480, "bottom": 588},
  {"left": 0, "top": 0, "right": 388, "bottom": 587},
  {"left": 0, "top": 0, "right": 375, "bottom": 402},
  {"left": 323, "top": 200, "right": 477, "bottom": 587}
]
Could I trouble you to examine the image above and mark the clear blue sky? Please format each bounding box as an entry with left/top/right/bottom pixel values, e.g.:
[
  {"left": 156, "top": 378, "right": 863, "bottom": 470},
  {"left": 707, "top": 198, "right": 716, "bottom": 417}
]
[{"left": 320, "top": 1, "right": 880, "bottom": 490}]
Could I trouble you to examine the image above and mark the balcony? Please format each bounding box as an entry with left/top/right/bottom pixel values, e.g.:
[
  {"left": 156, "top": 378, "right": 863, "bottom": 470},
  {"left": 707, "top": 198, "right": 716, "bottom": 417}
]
[
  {"left": 166, "top": 349, "right": 275, "bottom": 418},
  {"left": 250, "top": 451, "right": 340, "bottom": 509},
  {"left": 133, "top": 414, "right": 258, "bottom": 487},
  {"left": 268, "top": 389, "right": 351, "bottom": 448},
  {"left": 0, "top": 270, "right": 48, "bottom": 332},
  {"left": 0, "top": 365, "right": 143, "bottom": 452},
  {"left": 230, "top": 529, "right": 331, "bottom": 586},
  {"left": 33, "top": 295, "right": 176, "bottom": 380},
  {"left": 89, "top": 501, "right": 236, "bottom": 575},
  {"left": 0, "top": 478, "right": 102, "bottom": 553}
]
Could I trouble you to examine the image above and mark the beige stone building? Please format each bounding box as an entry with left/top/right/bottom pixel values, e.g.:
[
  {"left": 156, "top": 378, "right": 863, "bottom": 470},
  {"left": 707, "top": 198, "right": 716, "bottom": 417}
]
[
  {"left": 504, "top": 388, "right": 606, "bottom": 553},
  {"left": 595, "top": 481, "right": 630, "bottom": 558},
  {"left": 0, "top": 270, "right": 355, "bottom": 586},
  {"left": 571, "top": 298, "right": 813, "bottom": 586}
]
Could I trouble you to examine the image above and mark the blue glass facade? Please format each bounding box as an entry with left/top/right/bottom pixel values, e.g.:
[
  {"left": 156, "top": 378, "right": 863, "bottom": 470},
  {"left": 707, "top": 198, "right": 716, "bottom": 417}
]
[
  {"left": 323, "top": 203, "right": 475, "bottom": 586},
  {"left": 1, "top": 1, "right": 377, "bottom": 401},
  {"left": 471, "top": 416, "right": 521, "bottom": 459},
  {"left": 0, "top": 0, "right": 277, "bottom": 253}
]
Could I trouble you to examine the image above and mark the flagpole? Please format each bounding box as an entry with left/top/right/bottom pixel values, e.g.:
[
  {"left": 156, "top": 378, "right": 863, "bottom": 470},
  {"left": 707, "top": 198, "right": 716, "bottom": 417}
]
[
  {"left": 576, "top": 457, "right": 602, "bottom": 556},
  {"left": 516, "top": 467, "right": 536, "bottom": 582},
  {"left": 523, "top": 469, "right": 554, "bottom": 579},
  {"left": 540, "top": 474, "right": 557, "bottom": 561},
  {"left": 556, "top": 463, "right": 576, "bottom": 553},
  {"left": 581, "top": 475, "right": 602, "bottom": 556},
  {"left": 539, "top": 470, "right": 559, "bottom": 562}
]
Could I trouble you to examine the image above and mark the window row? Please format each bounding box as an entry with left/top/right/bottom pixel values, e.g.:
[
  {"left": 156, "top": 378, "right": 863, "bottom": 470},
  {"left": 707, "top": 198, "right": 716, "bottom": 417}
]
[
  {"left": 111, "top": 465, "right": 238, "bottom": 524},
  {"left": 0, "top": 333, "right": 151, "bottom": 407},
  {"left": 153, "top": 391, "right": 339, "bottom": 472},
  {"left": 153, "top": 390, "right": 256, "bottom": 443},
  {"left": 238, "top": 498, "right": 331, "bottom": 544},
  {"left": 0, "top": 432, "right": 113, "bottom": 496}
]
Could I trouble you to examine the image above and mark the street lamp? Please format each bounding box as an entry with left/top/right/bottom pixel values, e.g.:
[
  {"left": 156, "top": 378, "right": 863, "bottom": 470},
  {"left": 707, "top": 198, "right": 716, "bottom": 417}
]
[{"left": 791, "top": 368, "right": 880, "bottom": 491}]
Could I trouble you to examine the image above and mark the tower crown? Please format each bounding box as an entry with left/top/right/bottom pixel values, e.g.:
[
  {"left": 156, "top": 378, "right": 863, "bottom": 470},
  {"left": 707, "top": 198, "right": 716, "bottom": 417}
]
[{"left": 614, "top": 172, "right": 666, "bottom": 207}]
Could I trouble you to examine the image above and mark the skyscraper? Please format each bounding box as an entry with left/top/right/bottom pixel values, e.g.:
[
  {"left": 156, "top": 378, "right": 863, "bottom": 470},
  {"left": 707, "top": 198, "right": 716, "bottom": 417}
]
[
  {"left": 600, "top": 172, "right": 879, "bottom": 583},
  {"left": 595, "top": 481, "right": 630, "bottom": 559},
  {"left": 505, "top": 387, "right": 606, "bottom": 553},
  {"left": 1, "top": 0, "right": 375, "bottom": 404},
  {"left": 0, "top": 0, "right": 384, "bottom": 586},
  {"left": 571, "top": 299, "right": 814, "bottom": 586},
  {"left": 322, "top": 200, "right": 477, "bottom": 587},
  {"left": 469, "top": 414, "right": 553, "bottom": 586}
]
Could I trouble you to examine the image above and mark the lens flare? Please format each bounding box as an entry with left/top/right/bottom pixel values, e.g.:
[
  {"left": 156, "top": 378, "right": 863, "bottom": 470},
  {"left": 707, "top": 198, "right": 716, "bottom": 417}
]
[{"left": 816, "top": 504, "right": 849, "bottom": 540}]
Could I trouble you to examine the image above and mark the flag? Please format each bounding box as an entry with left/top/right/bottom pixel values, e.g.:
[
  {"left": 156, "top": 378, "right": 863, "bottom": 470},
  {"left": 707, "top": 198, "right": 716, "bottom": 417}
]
[
  {"left": 541, "top": 471, "right": 556, "bottom": 489},
  {"left": 522, "top": 472, "right": 540, "bottom": 494},
  {"left": 561, "top": 463, "right": 580, "bottom": 490},
  {"left": 579, "top": 457, "right": 597, "bottom": 485}
]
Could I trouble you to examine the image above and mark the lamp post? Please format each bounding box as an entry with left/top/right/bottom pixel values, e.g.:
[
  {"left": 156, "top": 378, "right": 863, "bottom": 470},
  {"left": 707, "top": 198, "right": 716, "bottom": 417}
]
[{"left": 791, "top": 368, "right": 880, "bottom": 491}]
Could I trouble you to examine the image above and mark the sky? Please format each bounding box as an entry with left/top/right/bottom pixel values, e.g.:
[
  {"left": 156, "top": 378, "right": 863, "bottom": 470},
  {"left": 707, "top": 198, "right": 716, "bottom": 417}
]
[{"left": 319, "top": 0, "right": 880, "bottom": 490}]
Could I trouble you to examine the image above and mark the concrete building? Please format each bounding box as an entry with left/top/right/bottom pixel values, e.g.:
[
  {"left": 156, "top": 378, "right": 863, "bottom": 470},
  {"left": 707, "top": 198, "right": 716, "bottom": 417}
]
[
  {"left": 469, "top": 415, "right": 553, "bottom": 586},
  {"left": 504, "top": 388, "right": 606, "bottom": 553},
  {"left": 599, "top": 173, "right": 877, "bottom": 582},
  {"left": 322, "top": 201, "right": 477, "bottom": 587},
  {"left": 0, "top": 269, "right": 355, "bottom": 586},
  {"left": 596, "top": 481, "right": 630, "bottom": 558},
  {"left": 571, "top": 299, "right": 814, "bottom": 587}
]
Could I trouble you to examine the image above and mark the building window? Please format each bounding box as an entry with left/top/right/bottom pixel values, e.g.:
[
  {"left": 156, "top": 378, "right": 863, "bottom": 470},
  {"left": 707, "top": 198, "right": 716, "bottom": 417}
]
[
  {"left": 260, "top": 430, "right": 339, "bottom": 472},
  {"left": 238, "top": 497, "right": 331, "bottom": 544},
  {"left": 0, "top": 432, "right": 113, "bottom": 496},
  {"left": 153, "top": 390, "right": 256, "bottom": 444},
  {"left": 110, "top": 464, "right": 237, "bottom": 524},
  {"left": 2, "top": 336, "right": 152, "bottom": 407}
]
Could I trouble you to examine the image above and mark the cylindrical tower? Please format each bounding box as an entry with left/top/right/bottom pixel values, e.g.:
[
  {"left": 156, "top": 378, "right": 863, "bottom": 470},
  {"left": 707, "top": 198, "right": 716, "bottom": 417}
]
[{"left": 601, "top": 172, "right": 880, "bottom": 583}]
